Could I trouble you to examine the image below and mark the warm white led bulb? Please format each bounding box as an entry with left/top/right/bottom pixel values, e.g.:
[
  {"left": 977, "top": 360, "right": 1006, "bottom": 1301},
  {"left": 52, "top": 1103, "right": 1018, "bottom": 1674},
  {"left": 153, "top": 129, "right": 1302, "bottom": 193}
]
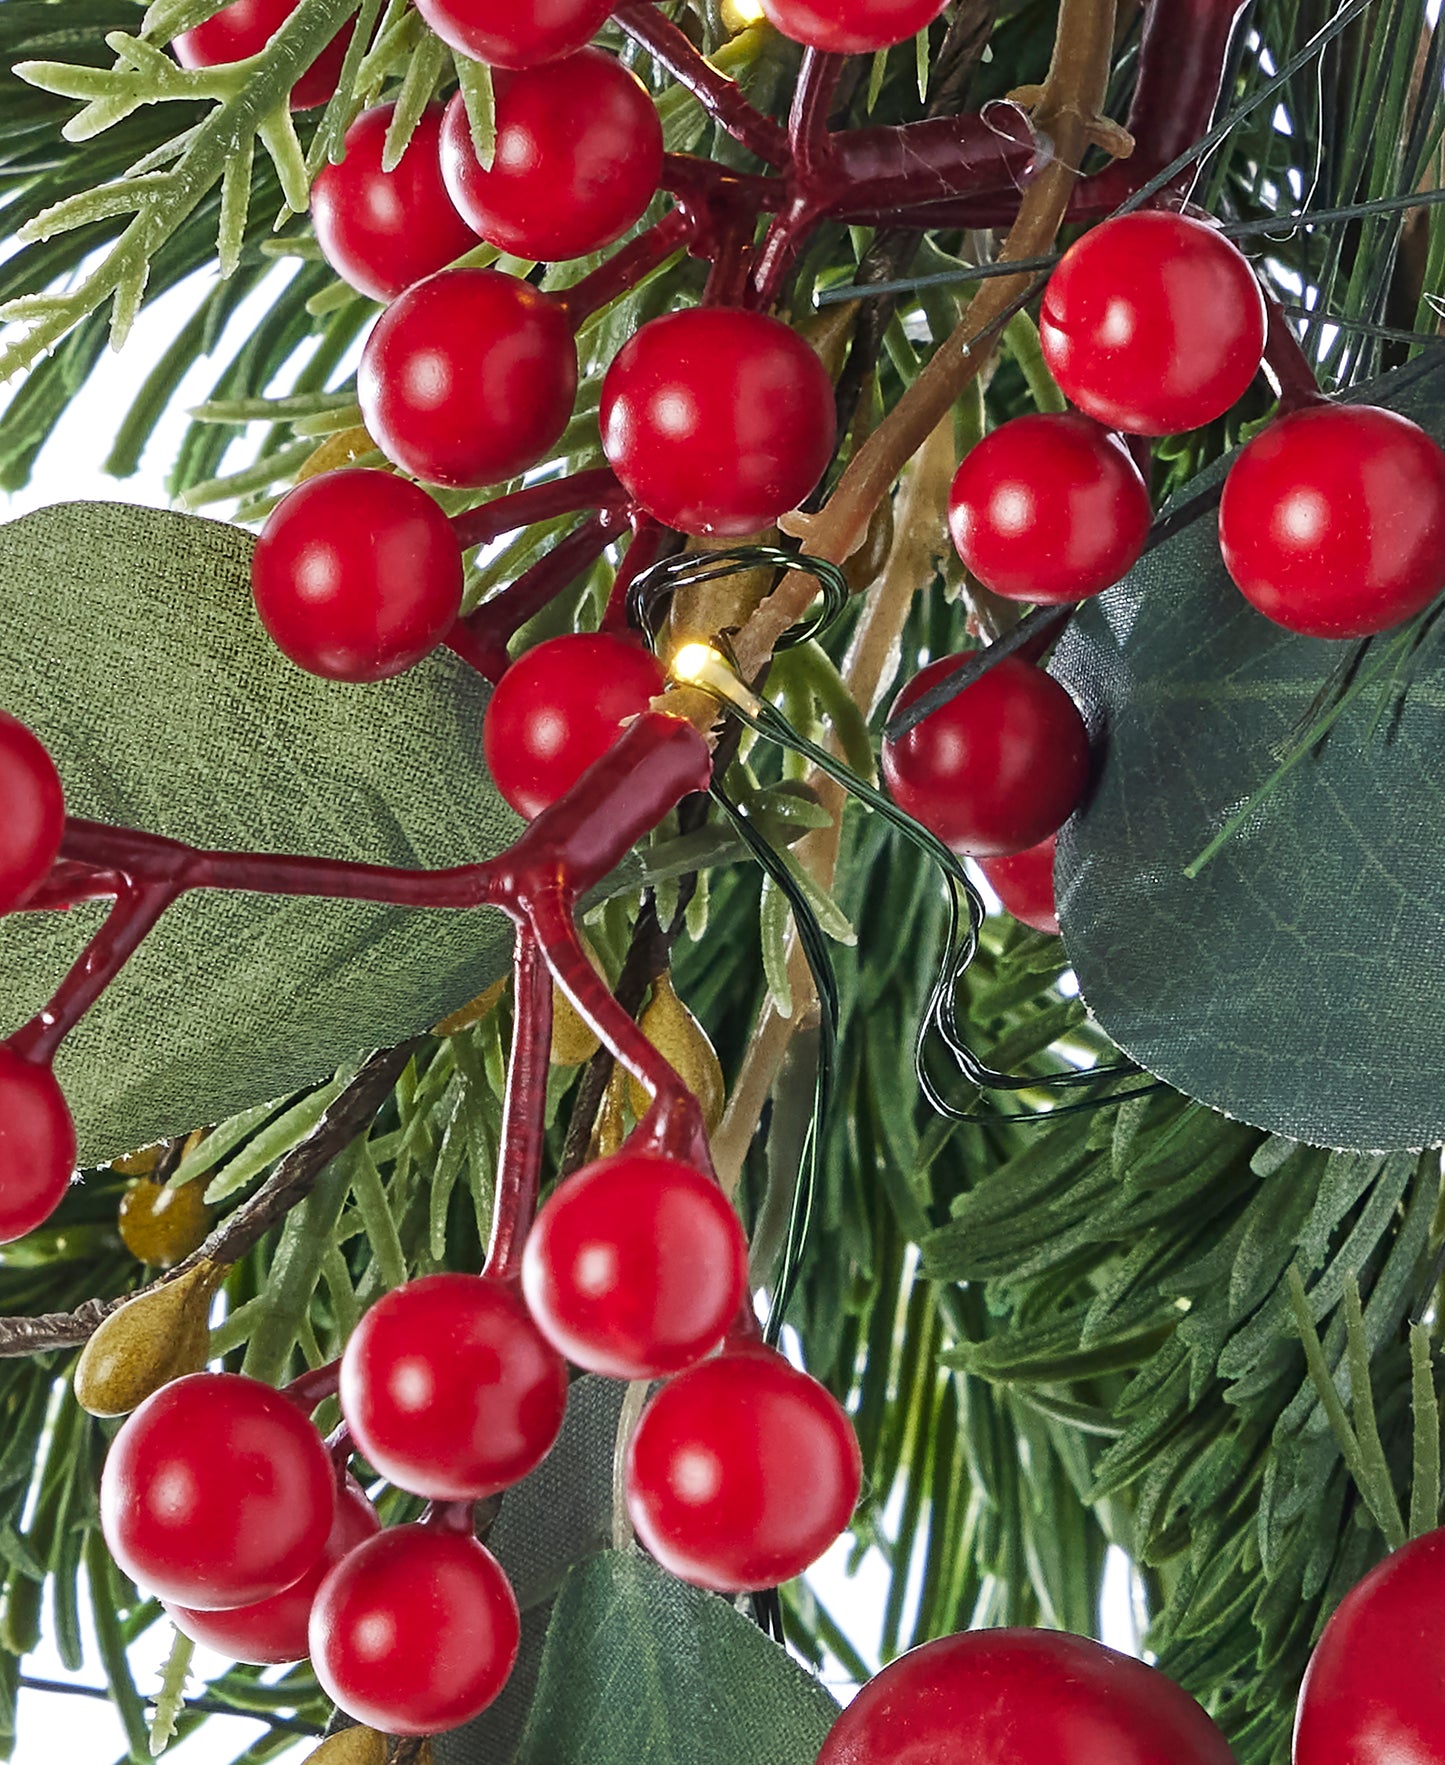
[{"left": 722, "top": 0, "right": 768, "bottom": 29}]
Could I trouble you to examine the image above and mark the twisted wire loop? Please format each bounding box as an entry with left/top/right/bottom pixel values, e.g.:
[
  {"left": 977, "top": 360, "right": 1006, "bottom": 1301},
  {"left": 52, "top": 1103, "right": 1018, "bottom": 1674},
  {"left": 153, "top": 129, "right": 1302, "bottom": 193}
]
[{"left": 626, "top": 544, "right": 850, "bottom": 654}]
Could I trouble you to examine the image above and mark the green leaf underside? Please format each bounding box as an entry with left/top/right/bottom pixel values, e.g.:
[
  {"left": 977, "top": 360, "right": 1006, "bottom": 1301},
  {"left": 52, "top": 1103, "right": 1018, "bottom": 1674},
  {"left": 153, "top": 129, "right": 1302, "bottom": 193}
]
[
  {"left": 1054, "top": 358, "right": 1445, "bottom": 1151},
  {"left": 0, "top": 499, "right": 529, "bottom": 1163},
  {"left": 513, "top": 1551, "right": 841, "bottom": 1765}
]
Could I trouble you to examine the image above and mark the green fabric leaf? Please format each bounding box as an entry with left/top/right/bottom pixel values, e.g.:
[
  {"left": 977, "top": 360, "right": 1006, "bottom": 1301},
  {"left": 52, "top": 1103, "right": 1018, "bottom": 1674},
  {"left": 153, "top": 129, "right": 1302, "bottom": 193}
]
[
  {"left": 514, "top": 1550, "right": 841, "bottom": 1765},
  {"left": 1053, "top": 356, "right": 1445, "bottom": 1151},
  {"left": 0, "top": 500, "right": 526, "bottom": 1164}
]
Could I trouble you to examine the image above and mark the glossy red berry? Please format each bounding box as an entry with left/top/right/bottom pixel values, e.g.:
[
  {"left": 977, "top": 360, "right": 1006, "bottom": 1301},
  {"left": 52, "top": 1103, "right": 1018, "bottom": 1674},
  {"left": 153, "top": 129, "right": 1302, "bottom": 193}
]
[
  {"left": 0, "top": 1048, "right": 75, "bottom": 1244},
  {"left": 172, "top": 0, "right": 353, "bottom": 111},
  {"left": 816, "top": 1629, "right": 1235, "bottom": 1765},
  {"left": 165, "top": 1478, "right": 379, "bottom": 1666},
  {"left": 977, "top": 834, "right": 1060, "bottom": 936},
  {"left": 600, "top": 308, "right": 837, "bottom": 537},
  {"left": 0, "top": 711, "right": 64, "bottom": 915},
  {"left": 311, "top": 105, "right": 479, "bottom": 304},
  {"left": 522, "top": 1152, "right": 748, "bottom": 1379},
  {"left": 439, "top": 52, "right": 662, "bottom": 263},
  {"left": 339, "top": 1274, "right": 567, "bottom": 1500},
  {"left": 483, "top": 633, "right": 666, "bottom": 820},
  {"left": 1219, "top": 402, "right": 1445, "bottom": 639},
  {"left": 251, "top": 469, "right": 463, "bottom": 682},
  {"left": 1293, "top": 1528, "right": 1445, "bottom": 1765},
  {"left": 359, "top": 269, "right": 578, "bottom": 488},
  {"left": 1040, "top": 212, "right": 1267, "bottom": 435},
  {"left": 625, "top": 1345, "right": 861, "bottom": 1591},
  {"left": 882, "top": 654, "right": 1090, "bottom": 857},
  {"left": 760, "top": 0, "right": 949, "bottom": 53},
  {"left": 948, "top": 414, "right": 1151, "bottom": 603},
  {"left": 310, "top": 1524, "right": 520, "bottom": 1734},
  {"left": 100, "top": 1372, "right": 336, "bottom": 1610},
  {"left": 413, "top": 0, "right": 615, "bottom": 68}
]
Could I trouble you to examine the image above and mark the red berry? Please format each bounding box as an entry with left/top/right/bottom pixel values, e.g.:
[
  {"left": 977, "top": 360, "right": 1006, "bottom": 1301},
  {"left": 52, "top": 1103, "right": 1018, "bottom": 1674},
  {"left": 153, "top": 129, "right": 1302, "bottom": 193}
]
[
  {"left": 413, "top": 0, "right": 615, "bottom": 68},
  {"left": 310, "top": 1524, "right": 520, "bottom": 1734},
  {"left": 172, "top": 0, "right": 353, "bottom": 111},
  {"left": 521, "top": 1152, "right": 748, "bottom": 1379},
  {"left": 881, "top": 654, "right": 1090, "bottom": 857},
  {"left": 816, "top": 1629, "right": 1234, "bottom": 1765},
  {"left": 760, "top": 0, "right": 949, "bottom": 53},
  {"left": 0, "top": 1048, "right": 75, "bottom": 1244},
  {"left": 339, "top": 1274, "right": 567, "bottom": 1500},
  {"left": 625, "top": 1345, "right": 861, "bottom": 1591},
  {"left": 251, "top": 469, "right": 463, "bottom": 682},
  {"left": 1040, "top": 212, "right": 1267, "bottom": 435},
  {"left": 311, "top": 105, "right": 479, "bottom": 304},
  {"left": 1293, "top": 1528, "right": 1445, "bottom": 1765},
  {"left": 359, "top": 269, "right": 578, "bottom": 488},
  {"left": 439, "top": 52, "right": 662, "bottom": 263},
  {"left": 977, "top": 834, "right": 1060, "bottom": 936},
  {"left": 1219, "top": 402, "right": 1445, "bottom": 639},
  {"left": 948, "top": 413, "right": 1151, "bottom": 603},
  {"left": 483, "top": 633, "right": 666, "bottom": 820},
  {"left": 0, "top": 711, "right": 64, "bottom": 915},
  {"left": 600, "top": 308, "right": 837, "bottom": 538},
  {"left": 165, "top": 1478, "right": 379, "bottom": 1666},
  {"left": 100, "top": 1373, "right": 336, "bottom": 1610}
]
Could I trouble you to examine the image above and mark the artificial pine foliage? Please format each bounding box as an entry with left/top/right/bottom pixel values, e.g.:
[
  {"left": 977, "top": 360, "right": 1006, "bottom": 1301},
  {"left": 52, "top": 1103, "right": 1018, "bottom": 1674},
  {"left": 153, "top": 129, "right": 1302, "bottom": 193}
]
[{"left": 0, "top": 2, "right": 1442, "bottom": 1763}]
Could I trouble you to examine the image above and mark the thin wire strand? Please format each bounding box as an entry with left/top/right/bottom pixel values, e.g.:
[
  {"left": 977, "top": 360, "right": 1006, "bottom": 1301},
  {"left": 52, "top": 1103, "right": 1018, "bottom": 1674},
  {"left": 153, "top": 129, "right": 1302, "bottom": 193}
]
[{"left": 627, "top": 546, "right": 850, "bottom": 652}]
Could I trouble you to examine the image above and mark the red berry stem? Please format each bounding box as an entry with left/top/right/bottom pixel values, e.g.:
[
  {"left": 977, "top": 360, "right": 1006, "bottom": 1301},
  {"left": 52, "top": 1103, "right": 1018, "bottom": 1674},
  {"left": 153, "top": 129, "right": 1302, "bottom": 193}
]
[
  {"left": 284, "top": 1360, "right": 342, "bottom": 1411},
  {"left": 601, "top": 519, "right": 667, "bottom": 633},
  {"left": 421, "top": 1499, "right": 480, "bottom": 1536},
  {"left": 552, "top": 207, "right": 696, "bottom": 328},
  {"left": 454, "top": 508, "right": 634, "bottom": 684},
  {"left": 611, "top": 0, "right": 791, "bottom": 167},
  {"left": 17, "top": 861, "right": 127, "bottom": 911},
  {"left": 448, "top": 469, "right": 629, "bottom": 554},
  {"left": 8, "top": 880, "right": 178, "bottom": 1066},
  {"left": 660, "top": 154, "right": 783, "bottom": 219},
  {"left": 1259, "top": 289, "right": 1327, "bottom": 412},
  {"left": 482, "top": 926, "right": 552, "bottom": 1282},
  {"left": 748, "top": 45, "right": 841, "bottom": 308}
]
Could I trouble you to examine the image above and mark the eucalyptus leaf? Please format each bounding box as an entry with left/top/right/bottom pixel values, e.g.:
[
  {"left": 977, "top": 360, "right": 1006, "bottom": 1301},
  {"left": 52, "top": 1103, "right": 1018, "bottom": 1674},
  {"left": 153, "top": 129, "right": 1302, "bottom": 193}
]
[
  {"left": 1053, "top": 357, "right": 1445, "bottom": 1151},
  {"left": 0, "top": 500, "right": 529, "bottom": 1163},
  {"left": 513, "top": 1550, "right": 841, "bottom": 1765}
]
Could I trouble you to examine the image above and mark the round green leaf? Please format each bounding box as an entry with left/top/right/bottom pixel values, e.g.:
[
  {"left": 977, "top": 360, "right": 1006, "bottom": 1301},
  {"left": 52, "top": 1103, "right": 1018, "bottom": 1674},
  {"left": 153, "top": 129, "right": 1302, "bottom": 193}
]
[{"left": 1053, "top": 358, "right": 1445, "bottom": 1152}]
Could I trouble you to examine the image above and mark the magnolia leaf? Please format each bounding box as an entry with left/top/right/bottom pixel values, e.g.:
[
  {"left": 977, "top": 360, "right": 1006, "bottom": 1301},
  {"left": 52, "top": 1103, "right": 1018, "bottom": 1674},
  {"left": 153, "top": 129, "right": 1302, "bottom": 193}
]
[
  {"left": 0, "top": 500, "right": 526, "bottom": 1164},
  {"left": 512, "top": 1550, "right": 841, "bottom": 1765},
  {"left": 1053, "top": 356, "right": 1445, "bottom": 1151}
]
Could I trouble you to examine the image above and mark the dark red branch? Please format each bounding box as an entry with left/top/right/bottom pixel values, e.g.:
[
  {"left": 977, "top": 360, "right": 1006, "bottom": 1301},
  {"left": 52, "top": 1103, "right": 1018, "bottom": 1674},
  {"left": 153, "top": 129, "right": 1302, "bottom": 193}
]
[
  {"left": 612, "top": 0, "right": 790, "bottom": 167},
  {"left": 456, "top": 507, "right": 633, "bottom": 684},
  {"left": 1260, "top": 289, "right": 1326, "bottom": 412},
  {"left": 602, "top": 518, "right": 668, "bottom": 633},
  {"left": 827, "top": 107, "right": 1044, "bottom": 215},
  {"left": 285, "top": 1361, "right": 341, "bottom": 1411},
  {"left": 449, "top": 470, "right": 628, "bottom": 553},
  {"left": 553, "top": 207, "right": 695, "bottom": 326},
  {"left": 484, "top": 926, "right": 552, "bottom": 1281},
  {"left": 789, "top": 48, "right": 843, "bottom": 183}
]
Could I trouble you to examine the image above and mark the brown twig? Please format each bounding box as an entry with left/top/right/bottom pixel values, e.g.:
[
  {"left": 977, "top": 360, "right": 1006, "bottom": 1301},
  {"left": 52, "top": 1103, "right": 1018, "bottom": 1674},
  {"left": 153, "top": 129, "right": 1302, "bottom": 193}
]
[{"left": 0, "top": 1041, "right": 424, "bottom": 1359}]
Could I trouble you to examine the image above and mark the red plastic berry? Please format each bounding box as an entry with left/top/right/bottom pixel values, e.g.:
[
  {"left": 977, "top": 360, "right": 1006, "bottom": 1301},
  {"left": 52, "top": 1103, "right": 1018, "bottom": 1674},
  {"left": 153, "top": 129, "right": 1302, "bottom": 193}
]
[
  {"left": 625, "top": 1345, "right": 861, "bottom": 1591},
  {"left": 948, "top": 414, "right": 1151, "bottom": 603},
  {"left": 1219, "top": 402, "right": 1445, "bottom": 639},
  {"left": 413, "top": 0, "right": 615, "bottom": 68},
  {"left": 439, "top": 52, "right": 662, "bottom": 263},
  {"left": 816, "top": 1629, "right": 1235, "bottom": 1765},
  {"left": 1293, "top": 1528, "right": 1445, "bottom": 1765},
  {"left": 760, "top": 0, "right": 949, "bottom": 53},
  {"left": 311, "top": 105, "right": 479, "bottom": 304},
  {"left": 310, "top": 1524, "right": 520, "bottom": 1734},
  {"left": 339, "top": 1274, "right": 567, "bottom": 1501},
  {"left": 100, "top": 1372, "right": 336, "bottom": 1609},
  {"left": 521, "top": 1152, "right": 748, "bottom": 1379},
  {"left": 172, "top": 0, "right": 353, "bottom": 111},
  {"left": 166, "top": 1478, "right": 379, "bottom": 1666},
  {"left": 0, "top": 711, "right": 64, "bottom": 915},
  {"left": 483, "top": 633, "right": 667, "bottom": 820},
  {"left": 251, "top": 469, "right": 463, "bottom": 682},
  {"left": 600, "top": 308, "right": 837, "bottom": 538},
  {"left": 359, "top": 269, "right": 578, "bottom": 488},
  {"left": 881, "top": 654, "right": 1090, "bottom": 857},
  {"left": 977, "top": 835, "right": 1060, "bottom": 936},
  {"left": 1040, "top": 212, "right": 1267, "bottom": 435},
  {"left": 0, "top": 1048, "right": 75, "bottom": 1245}
]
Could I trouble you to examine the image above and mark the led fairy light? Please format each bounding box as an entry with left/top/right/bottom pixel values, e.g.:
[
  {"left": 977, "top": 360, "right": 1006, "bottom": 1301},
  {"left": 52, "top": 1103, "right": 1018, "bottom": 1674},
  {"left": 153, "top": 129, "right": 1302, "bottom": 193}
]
[{"left": 721, "top": 0, "right": 768, "bottom": 30}]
